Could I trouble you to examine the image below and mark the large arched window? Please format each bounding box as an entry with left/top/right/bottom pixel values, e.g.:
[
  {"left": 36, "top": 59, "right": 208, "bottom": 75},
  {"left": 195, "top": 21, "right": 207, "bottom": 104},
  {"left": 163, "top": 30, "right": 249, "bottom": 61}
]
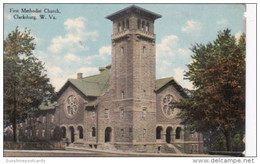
[
  {"left": 175, "top": 127, "right": 181, "bottom": 139},
  {"left": 78, "top": 126, "right": 83, "bottom": 139}
]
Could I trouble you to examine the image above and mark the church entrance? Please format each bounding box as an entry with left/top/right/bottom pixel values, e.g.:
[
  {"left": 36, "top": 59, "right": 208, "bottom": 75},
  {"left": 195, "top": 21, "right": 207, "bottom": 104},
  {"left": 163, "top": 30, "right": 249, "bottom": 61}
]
[
  {"left": 69, "top": 126, "right": 75, "bottom": 143},
  {"left": 105, "top": 127, "right": 112, "bottom": 143},
  {"left": 166, "top": 127, "right": 173, "bottom": 143}
]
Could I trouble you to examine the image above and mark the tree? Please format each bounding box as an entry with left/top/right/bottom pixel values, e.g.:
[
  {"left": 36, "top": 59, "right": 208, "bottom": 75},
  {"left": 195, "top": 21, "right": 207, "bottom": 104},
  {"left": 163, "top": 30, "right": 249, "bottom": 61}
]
[
  {"left": 177, "top": 29, "right": 245, "bottom": 151},
  {"left": 4, "top": 27, "right": 55, "bottom": 142}
]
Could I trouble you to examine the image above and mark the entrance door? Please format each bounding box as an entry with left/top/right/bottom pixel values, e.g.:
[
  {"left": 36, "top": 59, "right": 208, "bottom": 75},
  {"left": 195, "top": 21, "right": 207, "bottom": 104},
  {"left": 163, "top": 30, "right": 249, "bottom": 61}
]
[
  {"left": 166, "top": 127, "right": 172, "bottom": 143},
  {"left": 70, "top": 127, "right": 75, "bottom": 143},
  {"left": 105, "top": 127, "right": 112, "bottom": 142}
]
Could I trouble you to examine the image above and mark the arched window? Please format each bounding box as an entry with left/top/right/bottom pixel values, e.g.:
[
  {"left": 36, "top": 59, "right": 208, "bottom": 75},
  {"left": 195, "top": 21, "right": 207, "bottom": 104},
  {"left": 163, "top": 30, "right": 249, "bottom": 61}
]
[
  {"left": 126, "top": 19, "right": 129, "bottom": 29},
  {"left": 142, "top": 46, "right": 146, "bottom": 54},
  {"left": 137, "top": 19, "right": 141, "bottom": 29},
  {"left": 120, "top": 108, "right": 124, "bottom": 119},
  {"left": 92, "top": 127, "right": 96, "bottom": 137},
  {"left": 146, "top": 23, "right": 149, "bottom": 32},
  {"left": 121, "top": 47, "right": 124, "bottom": 55},
  {"left": 121, "top": 90, "right": 125, "bottom": 99},
  {"left": 142, "top": 21, "right": 145, "bottom": 31},
  {"left": 78, "top": 126, "right": 83, "bottom": 139},
  {"left": 118, "top": 23, "right": 121, "bottom": 32},
  {"left": 142, "top": 108, "right": 147, "bottom": 119},
  {"left": 175, "top": 127, "right": 181, "bottom": 139},
  {"left": 122, "top": 21, "right": 125, "bottom": 30},
  {"left": 61, "top": 127, "right": 66, "bottom": 138},
  {"left": 156, "top": 126, "right": 163, "bottom": 139}
]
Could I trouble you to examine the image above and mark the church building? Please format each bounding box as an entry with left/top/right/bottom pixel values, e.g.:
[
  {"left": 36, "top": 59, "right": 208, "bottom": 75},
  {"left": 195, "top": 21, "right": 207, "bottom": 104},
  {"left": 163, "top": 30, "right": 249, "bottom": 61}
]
[{"left": 23, "top": 5, "right": 203, "bottom": 154}]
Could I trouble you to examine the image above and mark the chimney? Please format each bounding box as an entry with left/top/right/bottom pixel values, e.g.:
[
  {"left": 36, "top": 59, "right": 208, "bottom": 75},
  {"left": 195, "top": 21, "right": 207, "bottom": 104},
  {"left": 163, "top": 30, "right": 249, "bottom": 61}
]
[{"left": 77, "top": 73, "right": 83, "bottom": 79}]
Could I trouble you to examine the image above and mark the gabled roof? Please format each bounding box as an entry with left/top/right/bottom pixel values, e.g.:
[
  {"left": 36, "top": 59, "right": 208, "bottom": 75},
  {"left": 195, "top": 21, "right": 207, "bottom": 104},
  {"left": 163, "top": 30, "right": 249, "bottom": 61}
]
[
  {"left": 57, "top": 66, "right": 110, "bottom": 98},
  {"left": 57, "top": 65, "right": 186, "bottom": 99}
]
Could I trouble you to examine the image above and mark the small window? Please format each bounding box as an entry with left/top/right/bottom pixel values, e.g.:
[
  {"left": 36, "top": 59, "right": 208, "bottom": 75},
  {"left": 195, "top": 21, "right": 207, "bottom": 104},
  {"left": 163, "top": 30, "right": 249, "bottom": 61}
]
[
  {"left": 51, "top": 114, "right": 54, "bottom": 122},
  {"left": 121, "top": 91, "right": 125, "bottom": 99},
  {"left": 176, "top": 127, "right": 181, "bottom": 139},
  {"left": 92, "top": 127, "right": 96, "bottom": 137},
  {"left": 104, "top": 109, "right": 109, "bottom": 119},
  {"left": 142, "top": 46, "right": 146, "bottom": 54},
  {"left": 120, "top": 129, "right": 124, "bottom": 137},
  {"left": 120, "top": 108, "right": 124, "bottom": 119},
  {"left": 121, "top": 47, "right": 124, "bottom": 55},
  {"left": 143, "top": 128, "right": 146, "bottom": 137},
  {"left": 42, "top": 116, "right": 46, "bottom": 123},
  {"left": 42, "top": 130, "right": 45, "bottom": 137},
  {"left": 129, "top": 128, "right": 132, "bottom": 133},
  {"left": 91, "top": 111, "right": 95, "bottom": 119},
  {"left": 142, "top": 108, "right": 147, "bottom": 120}
]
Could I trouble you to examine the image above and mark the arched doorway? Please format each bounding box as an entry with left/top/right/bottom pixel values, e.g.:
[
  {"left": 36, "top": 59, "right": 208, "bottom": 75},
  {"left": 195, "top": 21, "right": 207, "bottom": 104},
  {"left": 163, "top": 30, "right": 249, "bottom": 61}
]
[
  {"left": 166, "top": 127, "right": 173, "bottom": 143},
  {"left": 156, "top": 126, "right": 163, "bottom": 139},
  {"left": 69, "top": 126, "right": 75, "bottom": 143},
  {"left": 77, "top": 126, "right": 83, "bottom": 139},
  {"left": 105, "top": 127, "right": 112, "bottom": 143},
  {"left": 175, "top": 127, "right": 181, "bottom": 139},
  {"left": 61, "top": 127, "right": 66, "bottom": 138}
]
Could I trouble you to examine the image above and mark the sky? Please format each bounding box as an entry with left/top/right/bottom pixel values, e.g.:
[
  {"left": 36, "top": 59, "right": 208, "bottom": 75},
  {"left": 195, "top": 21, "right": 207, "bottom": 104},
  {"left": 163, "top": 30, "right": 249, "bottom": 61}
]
[{"left": 3, "top": 4, "right": 245, "bottom": 91}]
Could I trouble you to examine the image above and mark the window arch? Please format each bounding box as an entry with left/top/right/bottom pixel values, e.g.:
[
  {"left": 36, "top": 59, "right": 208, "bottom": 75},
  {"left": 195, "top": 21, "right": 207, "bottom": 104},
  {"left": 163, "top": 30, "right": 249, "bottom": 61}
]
[
  {"left": 78, "top": 126, "right": 83, "bottom": 139},
  {"left": 92, "top": 127, "right": 96, "bottom": 137},
  {"left": 146, "top": 23, "right": 150, "bottom": 32},
  {"left": 126, "top": 19, "right": 129, "bottom": 29},
  {"left": 175, "top": 127, "right": 181, "bottom": 139},
  {"left": 142, "top": 21, "right": 145, "bottom": 31},
  {"left": 137, "top": 19, "right": 141, "bottom": 29},
  {"left": 118, "top": 23, "right": 121, "bottom": 32},
  {"left": 156, "top": 126, "right": 163, "bottom": 139},
  {"left": 122, "top": 21, "right": 125, "bottom": 30}
]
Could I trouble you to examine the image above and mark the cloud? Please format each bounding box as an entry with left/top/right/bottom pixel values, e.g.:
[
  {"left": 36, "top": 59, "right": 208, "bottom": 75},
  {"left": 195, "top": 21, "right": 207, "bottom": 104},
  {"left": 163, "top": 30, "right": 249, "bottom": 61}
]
[
  {"left": 65, "top": 53, "right": 80, "bottom": 62},
  {"left": 216, "top": 19, "right": 228, "bottom": 26},
  {"left": 173, "top": 68, "right": 194, "bottom": 90},
  {"left": 47, "top": 65, "right": 63, "bottom": 77},
  {"left": 48, "top": 17, "right": 98, "bottom": 53},
  {"left": 99, "top": 46, "right": 111, "bottom": 55},
  {"left": 157, "top": 35, "right": 179, "bottom": 58},
  {"left": 178, "top": 48, "right": 191, "bottom": 58},
  {"left": 76, "top": 67, "right": 99, "bottom": 77},
  {"left": 181, "top": 20, "right": 201, "bottom": 33}
]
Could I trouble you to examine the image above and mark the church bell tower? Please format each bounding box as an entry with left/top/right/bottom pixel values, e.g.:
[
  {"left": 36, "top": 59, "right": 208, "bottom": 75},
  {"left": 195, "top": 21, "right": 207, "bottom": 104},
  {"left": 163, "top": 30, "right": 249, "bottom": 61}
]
[{"left": 106, "top": 5, "right": 161, "bottom": 147}]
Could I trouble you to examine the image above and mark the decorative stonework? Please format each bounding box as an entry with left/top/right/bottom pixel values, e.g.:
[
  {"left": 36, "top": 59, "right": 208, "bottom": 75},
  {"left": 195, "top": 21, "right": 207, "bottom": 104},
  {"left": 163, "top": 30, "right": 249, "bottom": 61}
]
[
  {"left": 65, "top": 95, "right": 78, "bottom": 118},
  {"left": 161, "top": 94, "right": 178, "bottom": 119}
]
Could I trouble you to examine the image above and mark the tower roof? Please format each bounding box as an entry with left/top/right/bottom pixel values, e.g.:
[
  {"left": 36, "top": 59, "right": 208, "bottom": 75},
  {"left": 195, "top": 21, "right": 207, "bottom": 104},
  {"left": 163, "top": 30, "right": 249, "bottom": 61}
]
[{"left": 106, "top": 5, "right": 161, "bottom": 21}]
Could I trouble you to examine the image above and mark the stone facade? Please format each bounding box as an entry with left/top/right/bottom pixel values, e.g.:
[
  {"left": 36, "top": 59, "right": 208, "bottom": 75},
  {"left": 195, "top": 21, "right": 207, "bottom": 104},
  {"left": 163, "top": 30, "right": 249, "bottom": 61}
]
[{"left": 21, "top": 5, "right": 203, "bottom": 154}]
